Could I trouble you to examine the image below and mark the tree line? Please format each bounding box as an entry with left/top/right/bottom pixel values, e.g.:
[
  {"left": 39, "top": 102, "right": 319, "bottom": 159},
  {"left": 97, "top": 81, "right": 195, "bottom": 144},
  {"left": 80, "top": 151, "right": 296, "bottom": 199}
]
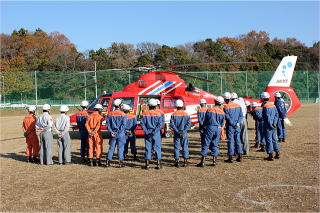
[{"left": 0, "top": 28, "right": 319, "bottom": 101}]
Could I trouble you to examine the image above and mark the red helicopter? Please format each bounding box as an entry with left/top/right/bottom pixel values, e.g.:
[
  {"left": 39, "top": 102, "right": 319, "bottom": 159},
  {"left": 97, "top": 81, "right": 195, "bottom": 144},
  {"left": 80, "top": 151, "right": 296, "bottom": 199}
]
[{"left": 69, "top": 55, "right": 300, "bottom": 137}]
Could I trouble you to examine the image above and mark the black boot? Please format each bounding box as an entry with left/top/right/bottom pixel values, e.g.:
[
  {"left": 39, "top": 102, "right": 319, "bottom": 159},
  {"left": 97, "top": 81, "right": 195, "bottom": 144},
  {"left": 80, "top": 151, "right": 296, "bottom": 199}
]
[
  {"left": 174, "top": 159, "right": 179, "bottom": 168},
  {"left": 32, "top": 156, "right": 39, "bottom": 163},
  {"left": 81, "top": 157, "right": 86, "bottom": 164},
  {"left": 224, "top": 155, "right": 233, "bottom": 163},
  {"left": 105, "top": 160, "right": 111, "bottom": 167},
  {"left": 27, "top": 156, "right": 33, "bottom": 163},
  {"left": 133, "top": 154, "right": 138, "bottom": 161},
  {"left": 183, "top": 158, "right": 189, "bottom": 167},
  {"left": 282, "top": 138, "right": 286, "bottom": 143},
  {"left": 251, "top": 142, "right": 259, "bottom": 148},
  {"left": 93, "top": 159, "right": 97, "bottom": 166},
  {"left": 118, "top": 160, "right": 125, "bottom": 168},
  {"left": 257, "top": 145, "right": 266, "bottom": 152},
  {"left": 212, "top": 156, "right": 217, "bottom": 166},
  {"left": 275, "top": 152, "right": 280, "bottom": 159},
  {"left": 236, "top": 154, "right": 242, "bottom": 162},
  {"left": 155, "top": 160, "right": 162, "bottom": 169},
  {"left": 264, "top": 154, "right": 274, "bottom": 161},
  {"left": 197, "top": 156, "right": 205, "bottom": 167},
  {"left": 144, "top": 160, "right": 149, "bottom": 170},
  {"left": 97, "top": 158, "right": 102, "bottom": 166},
  {"left": 89, "top": 159, "right": 94, "bottom": 167}
]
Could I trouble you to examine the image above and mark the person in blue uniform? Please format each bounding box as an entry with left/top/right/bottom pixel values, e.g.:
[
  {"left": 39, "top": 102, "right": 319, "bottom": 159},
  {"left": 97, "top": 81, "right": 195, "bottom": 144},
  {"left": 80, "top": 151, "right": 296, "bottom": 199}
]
[
  {"left": 122, "top": 104, "right": 138, "bottom": 161},
  {"left": 261, "top": 92, "right": 280, "bottom": 161},
  {"left": 141, "top": 98, "right": 163, "bottom": 170},
  {"left": 76, "top": 100, "right": 89, "bottom": 163},
  {"left": 170, "top": 99, "right": 191, "bottom": 168},
  {"left": 250, "top": 102, "right": 266, "bottom": 152},
  {"left": 106, "top": 99, "right": 127, "bottom": 168},
  {"left": 197, "top": 96, "right": 225, "bottom": 167},
  {"left": 197, "top": 99, "right": 208, "bottom": 149},
  {"left": 222, "top": 92, "right": 243, "bottom": 163},
  {"left": 274, "top": 92, "right": 287, "bottom": 142}
]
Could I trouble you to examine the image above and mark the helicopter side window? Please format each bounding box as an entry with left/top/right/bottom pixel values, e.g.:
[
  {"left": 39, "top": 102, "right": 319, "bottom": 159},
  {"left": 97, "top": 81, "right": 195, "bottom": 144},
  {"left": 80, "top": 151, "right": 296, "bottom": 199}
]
[
  {"left": 163, "top": 97, "right": 180, "bottom": 109},
  {"left": 111, "top": 97, "right": 134, "bottom": 111}
]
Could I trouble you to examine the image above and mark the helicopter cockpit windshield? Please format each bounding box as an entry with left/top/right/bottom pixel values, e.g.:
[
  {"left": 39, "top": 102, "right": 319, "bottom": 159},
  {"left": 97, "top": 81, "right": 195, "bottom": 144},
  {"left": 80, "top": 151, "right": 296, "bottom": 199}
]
[
  {"left": 87, "top": 98, "right": 99, "bottom": 111},
  {"left": 186, "top": 83, "right": 200, "bottom": 93}
]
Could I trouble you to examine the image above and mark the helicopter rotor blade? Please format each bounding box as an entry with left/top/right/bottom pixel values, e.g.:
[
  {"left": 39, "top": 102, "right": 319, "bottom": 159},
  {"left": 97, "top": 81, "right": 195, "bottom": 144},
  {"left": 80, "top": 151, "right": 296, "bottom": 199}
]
[
  {"left": 54, "top": 68, "right": 127, "bottom": 77},
  {"left": 70, "top": 79, "right": 109, "bottom": 93},
  {"left": 161, "top": 61, "right": 270, "bottom": 68},
  {"left": 170, "top": 71, "right": 213, "bottom": 82},
  {"left": 69, "top": 71, "right": 128, "bottom": 93}
]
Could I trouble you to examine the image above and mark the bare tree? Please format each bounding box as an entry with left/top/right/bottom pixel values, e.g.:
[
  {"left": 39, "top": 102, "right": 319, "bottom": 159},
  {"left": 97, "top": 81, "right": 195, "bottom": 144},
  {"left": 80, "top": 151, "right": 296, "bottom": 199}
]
[{"left": 136, "top": 42, "right": 161, "bottom": 58}]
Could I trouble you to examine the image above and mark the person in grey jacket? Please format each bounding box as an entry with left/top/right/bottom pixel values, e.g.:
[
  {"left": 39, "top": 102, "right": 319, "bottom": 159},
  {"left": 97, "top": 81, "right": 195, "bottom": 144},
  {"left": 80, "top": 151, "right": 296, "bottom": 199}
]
[
  {"left": 54, "top": 105, "right": 71, "bottom": 165},
  {"left": 36, "top": 104, "right": 54, "bottom": 165}
]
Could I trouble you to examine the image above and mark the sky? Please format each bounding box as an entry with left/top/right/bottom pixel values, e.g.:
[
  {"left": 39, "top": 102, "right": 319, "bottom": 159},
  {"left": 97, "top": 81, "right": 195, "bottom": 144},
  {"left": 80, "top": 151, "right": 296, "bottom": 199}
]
[{"left": 1, "top": 1, "right": 319, "bottom": 52}]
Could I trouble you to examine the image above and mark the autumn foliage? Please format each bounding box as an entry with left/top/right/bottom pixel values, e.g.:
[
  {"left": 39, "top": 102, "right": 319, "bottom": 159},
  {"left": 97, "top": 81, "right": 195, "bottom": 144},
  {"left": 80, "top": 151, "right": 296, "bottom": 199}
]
[{"left": 0, "top": 28, "right": 319, "bottom": 100}]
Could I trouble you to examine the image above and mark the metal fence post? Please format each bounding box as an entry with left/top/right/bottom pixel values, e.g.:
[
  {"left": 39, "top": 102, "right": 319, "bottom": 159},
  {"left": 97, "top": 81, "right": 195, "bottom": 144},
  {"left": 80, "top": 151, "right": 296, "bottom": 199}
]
[
  {"left": 220, "top": 72, "right": 223, "bottom": 94},
  {"left": 84, "top": 73, "right": 87, "bottom": 101},
  {"left": 94, "top": 61, "right": 97, "bottom": 98},
  {"left": 206, "top": 71, "right": 209, "bottom": 92},
  {"left": 129, "top": 70, "right": 131, "bottom": 84},
  {"left": 245, "top": 71, "right": 248, "bottom": 96},
  {"left": 35, "top": 71, "right": 38, "bottom": 107}
]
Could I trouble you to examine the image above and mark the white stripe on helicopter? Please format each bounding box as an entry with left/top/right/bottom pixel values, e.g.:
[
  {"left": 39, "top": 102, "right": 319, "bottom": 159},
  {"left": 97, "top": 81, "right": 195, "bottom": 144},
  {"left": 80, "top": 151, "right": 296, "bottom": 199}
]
[
  {"left": 162, "top": 82, "right": 183, "bottom": 95},
  {"left": 138, "top": 80, "right": 162, "bottom": 95},
  {"left": 147, "top": 81, "right": 176, "bottom": 95}
]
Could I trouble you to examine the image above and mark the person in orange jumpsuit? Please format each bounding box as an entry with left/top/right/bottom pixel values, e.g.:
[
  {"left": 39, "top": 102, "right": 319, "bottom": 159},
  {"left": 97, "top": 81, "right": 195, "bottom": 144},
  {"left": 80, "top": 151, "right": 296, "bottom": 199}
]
[
  {"left": 22, "top": 105, "right": 40, "bottom": 163},
  {"left": 85, "top": 104, "right": 104, "bottom": 166}
]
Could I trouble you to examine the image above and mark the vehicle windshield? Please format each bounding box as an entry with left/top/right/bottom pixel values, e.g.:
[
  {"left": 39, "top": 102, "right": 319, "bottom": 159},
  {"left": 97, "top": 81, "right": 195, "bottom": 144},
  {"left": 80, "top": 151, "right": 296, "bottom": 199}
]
[{"left": 87, "top": 98, "right": 99, "bottom": 110}]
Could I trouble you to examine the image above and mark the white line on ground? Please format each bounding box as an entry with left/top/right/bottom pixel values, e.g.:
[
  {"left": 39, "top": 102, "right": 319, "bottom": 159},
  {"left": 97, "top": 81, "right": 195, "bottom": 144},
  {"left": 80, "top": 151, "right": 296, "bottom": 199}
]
[{"left": 236, "top": 184, "right": 320, "bottom": 205}]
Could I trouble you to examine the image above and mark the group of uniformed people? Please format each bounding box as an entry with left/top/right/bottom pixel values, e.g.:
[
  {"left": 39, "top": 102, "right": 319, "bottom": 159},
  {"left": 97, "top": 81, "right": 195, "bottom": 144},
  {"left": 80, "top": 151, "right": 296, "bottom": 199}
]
[{"left": 22, "top": 91, "right": 287, "bottom": 169}]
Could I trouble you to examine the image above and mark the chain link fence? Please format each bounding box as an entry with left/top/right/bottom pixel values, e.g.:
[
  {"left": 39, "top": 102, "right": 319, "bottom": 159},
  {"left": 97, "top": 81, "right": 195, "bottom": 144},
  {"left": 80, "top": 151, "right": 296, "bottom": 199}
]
[{"left": 1, "top": 70, "right": 319, "bottom": 107}]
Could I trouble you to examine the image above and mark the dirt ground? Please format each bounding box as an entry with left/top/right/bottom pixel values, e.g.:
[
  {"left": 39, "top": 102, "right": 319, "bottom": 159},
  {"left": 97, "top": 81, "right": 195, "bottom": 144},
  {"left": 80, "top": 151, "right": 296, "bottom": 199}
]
[{"left": 0, "top": 104, "right": 319, "bottom": 212}]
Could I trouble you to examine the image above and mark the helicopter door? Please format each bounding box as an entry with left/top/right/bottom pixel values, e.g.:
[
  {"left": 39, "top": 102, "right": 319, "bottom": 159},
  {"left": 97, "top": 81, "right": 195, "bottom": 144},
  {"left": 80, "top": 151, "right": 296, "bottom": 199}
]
[{"left": 137, "top": 96, "right": 160, "bottom": 121}]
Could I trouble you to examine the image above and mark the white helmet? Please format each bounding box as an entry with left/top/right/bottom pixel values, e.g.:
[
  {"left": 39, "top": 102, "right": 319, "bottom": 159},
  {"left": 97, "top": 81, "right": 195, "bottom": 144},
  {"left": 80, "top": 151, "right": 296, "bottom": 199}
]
[
  {"left": 60, "top": 105, "right": 69, "bottom": 112},
  {"left": 215, "top": 96, "right": 224, "bottom": 104},
  {"left": 200, "top": 99, "right": 207, "bottom": 104},
  {"left": 231, "top": 92, "right": 238, "bottom": 99},
  {"left": 274, "top": 92, "right": 281, "bottom": 98},
  {"left": 43, "top": 104, "right": 51, "bottom": 110},
  {"left": 251, "top": 102, "right": 259, "bottom": 107},
  {"left": 261, "top": 92, "right": 270, "bottom": 99},
  {"left": 222, "top": 92, "right": 232, "bottom": 100},
  {"left": 156, "top": 99, "right": 161, "bottom": 105},
  {"left": 122, "top": 104, "right": 131, "bottom": 111},
  {"left": 80, "top": 100, "right": 89, "bottom": 107},
  {"left": 94, "top": 104, "right": 103, "bottom": 110},
  {"left": 148, "top": 98, "right": 158, "bottom": 107},
  {"left": 28, "top": 105, "right": 36, "bottom": 112},
  {"left": 175, "top": 99, "right": 184, "bottom": 107},
  {"left": 245, "top": 100, "right": 251, "bottom": 106},
  {"left": 113, "top": 99, "right": 122, "bottom": 107}
]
